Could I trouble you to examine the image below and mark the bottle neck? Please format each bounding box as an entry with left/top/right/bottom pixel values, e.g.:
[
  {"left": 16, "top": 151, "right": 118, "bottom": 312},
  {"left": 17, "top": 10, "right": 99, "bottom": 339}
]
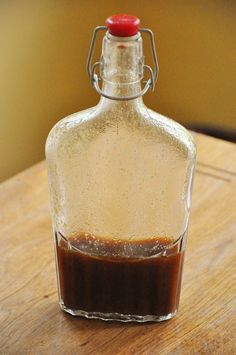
[{"left": 99, "top": 32, "right": 144, "bottom": 106}]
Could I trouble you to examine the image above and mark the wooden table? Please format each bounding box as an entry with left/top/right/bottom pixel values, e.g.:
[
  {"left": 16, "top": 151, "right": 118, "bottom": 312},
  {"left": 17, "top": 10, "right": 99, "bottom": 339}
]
[{"left": 0, "top": 133, "right": 235, "bottom": 354}]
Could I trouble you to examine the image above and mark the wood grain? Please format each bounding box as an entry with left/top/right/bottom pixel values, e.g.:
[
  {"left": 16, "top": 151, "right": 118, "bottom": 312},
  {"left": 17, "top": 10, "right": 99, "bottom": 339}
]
[{"left": 0, "top": 133, "right": 235, "bottom": 354}]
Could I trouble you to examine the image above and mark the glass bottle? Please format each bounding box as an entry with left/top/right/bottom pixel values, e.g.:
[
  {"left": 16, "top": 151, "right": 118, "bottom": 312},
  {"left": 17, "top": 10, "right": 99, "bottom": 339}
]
[{"left": 46, "top": 14, "right": 196, "bottom": 322}]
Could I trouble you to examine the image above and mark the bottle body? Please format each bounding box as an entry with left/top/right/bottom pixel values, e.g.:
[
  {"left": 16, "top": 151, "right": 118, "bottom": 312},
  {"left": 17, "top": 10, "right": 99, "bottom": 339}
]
[{"left": 46, "top": 97, "right": 196, "bottom": 321}]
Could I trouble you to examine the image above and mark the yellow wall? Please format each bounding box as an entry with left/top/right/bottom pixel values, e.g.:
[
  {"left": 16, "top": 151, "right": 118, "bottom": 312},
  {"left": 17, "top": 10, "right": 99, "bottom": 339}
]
[{"left": 0, "top": 1, "right": 235, "bottom": 181}]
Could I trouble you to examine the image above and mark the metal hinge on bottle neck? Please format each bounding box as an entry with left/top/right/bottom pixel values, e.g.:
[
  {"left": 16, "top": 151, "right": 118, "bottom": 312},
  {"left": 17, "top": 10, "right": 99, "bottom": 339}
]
[{"left": 87, "top": 26, "right": 159, "bottom": 101}]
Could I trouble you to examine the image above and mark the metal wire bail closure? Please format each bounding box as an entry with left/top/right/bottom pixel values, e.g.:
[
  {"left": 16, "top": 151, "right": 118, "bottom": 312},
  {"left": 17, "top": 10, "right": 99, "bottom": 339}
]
[{"left": 87, "top": 26, "right": 159, "bottom": 101}]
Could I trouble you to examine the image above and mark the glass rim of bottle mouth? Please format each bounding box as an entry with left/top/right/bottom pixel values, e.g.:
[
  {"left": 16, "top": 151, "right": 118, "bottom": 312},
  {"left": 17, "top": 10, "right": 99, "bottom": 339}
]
[{"left": 106, "top": 32, "right": 141, "bottom": 42}]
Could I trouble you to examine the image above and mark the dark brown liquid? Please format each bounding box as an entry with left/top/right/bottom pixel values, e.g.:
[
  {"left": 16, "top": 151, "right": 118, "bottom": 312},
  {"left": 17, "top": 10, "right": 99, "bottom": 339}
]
[{"left": 56, "top": 233, "right": 184, "bottom": 317}]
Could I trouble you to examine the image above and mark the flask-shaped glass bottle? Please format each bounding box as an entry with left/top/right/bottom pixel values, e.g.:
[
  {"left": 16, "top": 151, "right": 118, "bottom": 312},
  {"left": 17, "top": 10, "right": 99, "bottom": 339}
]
[{"left": 46, "top": 14, "right": 196, "bottom": 322}]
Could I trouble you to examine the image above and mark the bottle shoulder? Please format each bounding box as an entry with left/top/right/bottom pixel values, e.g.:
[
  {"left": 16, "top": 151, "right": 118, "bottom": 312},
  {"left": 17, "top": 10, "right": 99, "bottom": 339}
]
[
  {"left": 46, "top": 102, "right": 196, "bottom": 161},
  {"left": 45, "top": 106, "right": 97, "bottom": 154},
  {"left": 145, "top": 108, "right": 196, "bottom": 158}
]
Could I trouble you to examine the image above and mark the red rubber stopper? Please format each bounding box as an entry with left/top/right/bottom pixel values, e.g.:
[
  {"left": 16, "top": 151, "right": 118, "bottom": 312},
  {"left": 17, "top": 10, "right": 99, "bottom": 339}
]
[{"left": 106, "top": 14, "right": 140, "bottom": 37}]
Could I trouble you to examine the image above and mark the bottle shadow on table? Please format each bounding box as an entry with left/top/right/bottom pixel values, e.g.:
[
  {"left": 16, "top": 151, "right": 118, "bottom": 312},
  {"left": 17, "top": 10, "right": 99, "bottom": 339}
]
[{"left": 14, "top": 299, "right": 179, "bottom": 353}]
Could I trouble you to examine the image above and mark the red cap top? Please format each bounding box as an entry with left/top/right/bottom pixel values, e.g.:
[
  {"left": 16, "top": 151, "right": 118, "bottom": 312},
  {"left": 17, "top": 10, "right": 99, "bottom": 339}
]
[{"left": 106, "top": 14, "right": 140, "bottom": 37}]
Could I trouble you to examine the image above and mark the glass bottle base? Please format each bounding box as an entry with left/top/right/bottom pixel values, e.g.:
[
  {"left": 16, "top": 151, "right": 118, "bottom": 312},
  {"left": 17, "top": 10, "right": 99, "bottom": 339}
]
[{"left": 59, "top": 301, "right": 177, "bottom": 323}]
